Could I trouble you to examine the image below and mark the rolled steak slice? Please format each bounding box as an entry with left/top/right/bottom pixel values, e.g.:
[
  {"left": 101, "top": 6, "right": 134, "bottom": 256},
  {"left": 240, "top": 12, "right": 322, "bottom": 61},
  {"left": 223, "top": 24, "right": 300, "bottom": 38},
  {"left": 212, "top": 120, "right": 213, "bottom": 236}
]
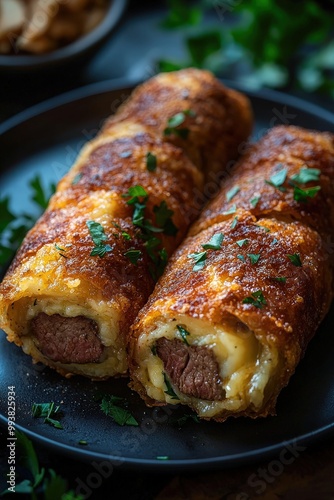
[
  {"left": 31, "top": 313, "right": 103, "bottom": 364},
  {"left": 156, "top": 337, "right": 225, "bottom": 400}
]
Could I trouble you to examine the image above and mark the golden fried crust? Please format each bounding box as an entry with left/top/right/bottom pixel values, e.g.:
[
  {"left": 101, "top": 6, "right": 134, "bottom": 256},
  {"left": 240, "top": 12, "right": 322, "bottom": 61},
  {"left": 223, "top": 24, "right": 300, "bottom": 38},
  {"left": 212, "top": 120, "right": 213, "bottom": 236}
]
[
  {"left": 104, "top": 68, "right": 253, "bottom": 178},
  {"left": 133, "top": 215, "right": 331, "bottom": 354},
  {"left": 1, "top": 132, "right": 202, "bottom": 340},
  {"left": 0, "top": 69, "right": 253, "bottom": 378},
  {"left": 192, "top": 125, "right": 334, "bottom": 236},
  {"left": 129, "top": 124, "right": 334, "bottom": 420}
]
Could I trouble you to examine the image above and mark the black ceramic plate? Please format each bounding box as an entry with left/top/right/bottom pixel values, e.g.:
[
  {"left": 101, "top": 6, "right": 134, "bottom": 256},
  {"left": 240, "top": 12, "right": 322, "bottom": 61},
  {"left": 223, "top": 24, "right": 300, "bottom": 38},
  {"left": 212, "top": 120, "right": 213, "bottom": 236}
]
[{"left": 1, "top": 81, "right": 334, "bottom": 471}]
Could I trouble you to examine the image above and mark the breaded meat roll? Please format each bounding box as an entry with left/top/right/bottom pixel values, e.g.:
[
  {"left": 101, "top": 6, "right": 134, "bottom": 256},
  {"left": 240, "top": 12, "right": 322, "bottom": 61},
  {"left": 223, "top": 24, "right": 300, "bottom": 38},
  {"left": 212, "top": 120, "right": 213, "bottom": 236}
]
[
  {"left": 130, "top": 125, "right": 334, "bottom": 420},
  {"left": 0, "top": 69, "right": 253, "bottom": 379}
]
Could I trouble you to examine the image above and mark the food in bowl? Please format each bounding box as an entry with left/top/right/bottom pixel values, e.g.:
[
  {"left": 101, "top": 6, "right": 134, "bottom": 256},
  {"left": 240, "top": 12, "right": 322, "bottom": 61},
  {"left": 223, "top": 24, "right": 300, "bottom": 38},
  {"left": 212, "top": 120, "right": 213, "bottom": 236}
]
[{"left": 0, "top": 0, "right": 108, "bottom": 54}]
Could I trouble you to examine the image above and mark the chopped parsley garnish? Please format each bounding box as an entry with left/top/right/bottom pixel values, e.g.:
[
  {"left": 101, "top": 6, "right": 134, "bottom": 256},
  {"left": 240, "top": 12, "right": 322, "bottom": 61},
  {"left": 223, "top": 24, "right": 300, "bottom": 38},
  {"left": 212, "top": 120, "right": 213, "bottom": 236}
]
[
  {"left": 237, "top": 254, "right": 245, "bottom": 262},
  {"left": 71, "top": 173, "right": 82, "bottom": 185},
  {"left": 156, "top": 456, "right": 170, "bottom": 460},
  {"left": 163, "top": 109, "right": 195, "bottom": 138},
  {"left": 188, "top": 250, "right": 207, "bottom": 271},
  {"left": 242, "top": 290, "right": 267, "bottom": 309},
  {"left": 86, "top": 220, "right": 112, "bottom": 258},
  {"left": 121, "top": 231, "right": 131, "bottom": 241},
  {"left": 0, "top": 177, "right": 56, "bottom": 269},
  {"left": 236, "top": 239, "right": 248, "bottom": 247},
  {"left": 122, "top": 185, "right": 176, "bottom": 279},
  {"left": 231, "top": 216, "right": 238, "bottom": 229},
  {"left": 163, "top": 373, "right": 179, "bottom": 399},
  {"left": 151, "top": 344, "right": 157, "bottom": 356},
  {"left": 226, "top": 185, "right": 240, "bottom": 202},
  {"left": 250, "top": 195, "right": 261, "bottom": 207},
  {"left": 30, "top": 175, "right": 56, "bottom": 210},
  {"left": 293, "top": 185, "right": 321, "bottom": 202},
  {"left": 54, "top": 243, "right": 68, "bottom": 259},
  {"left": 153, "top": 200, "right": 178, "bottom": 236},
  {"left": 272, "top": 276, "right": 287, "bottom": 283},
  {"left": 32, "top": 402, "right": 63, "bottom": 429},
  {"left": 78, "top": 440, "right": 88, "bottom": 445},
  {"left": 124, "top": 249, "right": 142, "bottom": 265},
  {"left": 146, "top": 152, "right": 157, "bottom": 172},
  {"left": 100, "top": 395, "right": 138, "bottom": 426},
  {"left": 290, "top": 166, "right": 320, "bottom": 184},
  {"left": 11, "top": 430, "right": 81, "bottom": 499},
  {"left": 123, "top": 185, "right": 148, "bottom": 204},
  {"left": 247, "top": 253, "right": 261, "bottom": 265},
  {"left": 265, "top": 165, "right": 288, "bottom": 192},
  {"left": 202, "top": 232, "right": 224, "bottom": 250},
  {"left": 223, "top": 204, "right": 237, "bottom": 215},
  {"left": 176, "top": 324, "right": 191, "bottom": 345},
  {"left": 271, "top": 238, "right": 279, "bottom": 245},
  {"left": 287, "top": 253, "right": 302, "bottom": 266}
]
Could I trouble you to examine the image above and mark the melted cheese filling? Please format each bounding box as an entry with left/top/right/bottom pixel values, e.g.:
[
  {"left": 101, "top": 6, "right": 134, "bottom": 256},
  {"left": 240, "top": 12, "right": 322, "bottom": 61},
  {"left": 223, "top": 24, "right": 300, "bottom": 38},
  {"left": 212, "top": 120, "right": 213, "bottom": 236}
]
[
  {"left": 135, "top": 315, "right": 278, "bottom": 417},
  {"left": 7, "top": 296, "right": 126, "bottom": 378}
]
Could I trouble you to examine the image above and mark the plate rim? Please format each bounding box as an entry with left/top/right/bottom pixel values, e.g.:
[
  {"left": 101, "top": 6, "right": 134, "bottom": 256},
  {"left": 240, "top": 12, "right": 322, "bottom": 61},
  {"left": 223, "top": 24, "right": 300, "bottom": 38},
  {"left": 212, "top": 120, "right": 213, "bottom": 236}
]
[{"left": 1, "top": 79, "right": 334, "bottom": 470}]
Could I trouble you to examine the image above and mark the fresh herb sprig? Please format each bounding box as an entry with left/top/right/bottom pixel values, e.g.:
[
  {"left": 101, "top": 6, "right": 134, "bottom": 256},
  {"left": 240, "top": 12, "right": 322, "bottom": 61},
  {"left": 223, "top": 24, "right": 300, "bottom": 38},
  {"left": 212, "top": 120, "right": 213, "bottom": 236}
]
[
  {"left": 188, "top": 232, "right": 224, "bottom": 271},
  {"left": 163, "top": 109, "right": 195, "bottom": 139},
  {"left": 86, "top": 220, "right": 113, "bottom": 258},
  {"left": 100, "top": 394, "right": 138, "bottom": 426},
  {"left": 0, "top": 177, "right": 56, "bottom": 269},
  {"left": 0, "top": 430, "right": 83, "bottom": 498},
  {"left": 243, "top": 290, "right": 267, "bottom": 309},
  {"left": 176, "top": 324, "right": 191, "bottom": 345},
  {"left": 122, "top": 185, "right": 178, "bottom": 279},
  {"left": 32, "top": 402, "right": 63, "bottom": 429}
]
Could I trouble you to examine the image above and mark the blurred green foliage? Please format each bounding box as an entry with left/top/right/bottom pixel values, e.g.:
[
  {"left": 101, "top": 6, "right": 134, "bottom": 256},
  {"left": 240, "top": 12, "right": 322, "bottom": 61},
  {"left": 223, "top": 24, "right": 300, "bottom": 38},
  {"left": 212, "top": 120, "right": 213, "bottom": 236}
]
[{"left": 159, "top": 0, "right": 334, "bottom": 95}]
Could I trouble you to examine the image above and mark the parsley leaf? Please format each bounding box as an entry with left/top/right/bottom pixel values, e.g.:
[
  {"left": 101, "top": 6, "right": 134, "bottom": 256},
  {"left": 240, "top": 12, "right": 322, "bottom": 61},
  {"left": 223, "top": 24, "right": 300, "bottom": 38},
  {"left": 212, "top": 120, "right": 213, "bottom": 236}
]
[
  {"left": 293, "top": 185, "right": 321, "bottom": 202},
  {"left": 202, "top": 232, "right": 224, "bottom": 250},
  {"left": 161, "top": 0, "right": 202, "bottom": 29},
  {"left": 265, "top": 166, "right": 288, "bottom": 192},
  {"left": 123, "top": 185, "right": 148, "bottom": 204},
  {"left": 250, "top": 195, "right": 261, "bottom": 207},
  {"left": 242, "top": 290, "right": 267, "bottom": 309},
  {"left": 0, "top": 196, "right": 15, "bottom": 231},
  {"left": 188, "top": 251, "right": 207, "bottom": 271},
  {"left": 100, "top": 395, "right": 138, "bottom": 426},
  {"left": 30, "top": 175, "right": 56, "bottom": 210},
  {"left": 237, "top": 254, "right": 245, "bottom": 262},
  {"left": 163, "top": 110, "right": 195, "bottom": 138},
  {"left": 146, "top": 152, "right": 157, "bottom": 172},
  {"left": 223, "top": 204, "right": 237, "bottom": 215},
  {"left": 272, "top": 276, "right": 287, "bottom": 283},
  {"left": 243, "top": 290, "right": 267, "bottom": 309},
  {"left": 124, "top": 249, "right": 142, "bottom": 265},
  {"left": 290, "top": 166, "right": 321, "bottom": 184},
  {"left": 226, "top": 185, "right": 240, "bottom": 202},
  {"left": 121, "top": 231, "right": 131, "bottom": 241},
  {"left": 154, "top": 200, "right": 178, "bottom": 236},
  {"left": 287, "top": 253, "right": 302, "bottom": 266},
  {"left": 176, "top": 324, "right": 191, "bottom": 345},
  {"left": 86, "top": 220, "right": 112, "bottom": 258},
  {"left": 247, "top": 253, "right": 261, "bottom": 264},
  {"left": 236, "top": 239, "right": 248, "bottom": 247},
  {"left": 231, "top": 216, "right": 238, "bottom": 229},
  {"left": 32, "top": 402, "right": 63, "bottom": 429},
  {"left": 163, "top": 373, "right": 179, "bottom": 399}
]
